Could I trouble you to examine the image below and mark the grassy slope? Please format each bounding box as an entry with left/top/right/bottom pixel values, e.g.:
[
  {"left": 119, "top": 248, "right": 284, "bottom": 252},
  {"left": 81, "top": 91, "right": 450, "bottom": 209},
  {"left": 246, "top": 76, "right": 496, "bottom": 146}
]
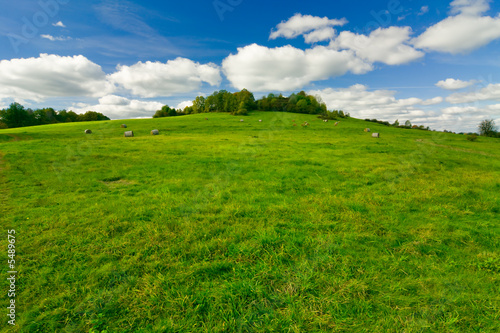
[{"left": 0, "top": 112, "right": 499, "bottom": 332}]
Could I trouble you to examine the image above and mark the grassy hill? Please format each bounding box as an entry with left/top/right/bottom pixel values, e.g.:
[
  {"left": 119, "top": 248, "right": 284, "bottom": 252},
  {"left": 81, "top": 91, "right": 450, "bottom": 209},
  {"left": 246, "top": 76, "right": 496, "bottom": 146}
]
[{"left": 0, "top": 111, "right": 499, "bottom": 332}]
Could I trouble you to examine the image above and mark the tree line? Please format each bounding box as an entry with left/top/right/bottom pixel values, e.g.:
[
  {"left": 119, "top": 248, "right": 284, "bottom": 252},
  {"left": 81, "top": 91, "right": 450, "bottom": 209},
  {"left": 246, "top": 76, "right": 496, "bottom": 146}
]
[
  {"left": 154, "top": 89, "right": 329, "bottom": 118},
  {"left": 0, "top": 102, "right": 110, "bottom": 129}
]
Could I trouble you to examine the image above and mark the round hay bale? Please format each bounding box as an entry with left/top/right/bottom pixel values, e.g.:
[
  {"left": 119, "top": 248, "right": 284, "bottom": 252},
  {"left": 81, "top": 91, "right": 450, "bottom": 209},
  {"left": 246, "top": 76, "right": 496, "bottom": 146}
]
[
  {"left": 84, "top": 129, "right": 92, "bottom": 134},
  {"left": 259, "top": 119, "right": 262, "bottom": 122},
  {"left": 372, "top": 133, "right": 380, "bottom": 138},
  {"left": 151, "top": 129, "right": 159, "bottom": 135},
  {"left": 124, "top": 131, "right": 134, "bottom": 137},
  {"left": 121, "top": 124, "right": 127, "bottom": 128},
  {"left": 240, "top": 119, "right": 244, "bottom": 122},
  {"left": 365, "top": 128, "right": 371, "bottom": 132}
]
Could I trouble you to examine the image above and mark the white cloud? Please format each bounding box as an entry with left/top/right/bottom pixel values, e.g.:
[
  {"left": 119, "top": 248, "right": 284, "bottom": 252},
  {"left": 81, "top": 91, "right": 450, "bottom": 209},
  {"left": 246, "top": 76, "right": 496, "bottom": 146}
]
[
  {"left": 310, "top": 84, "right": 496, "bottom": 132},
  {"left": 53, "top": 21, "right": 66, "bottom": 28},
  {"left": 0, "top": 54, "right": 114, "bottom": 102},
  {"left": 486, "top": 103, "right": 500, "bottom": 111},
  {"left": 41, "top": 34, "right": 72, "bottom": 41},
  {"left": 69, "top": 95, "right": 163, "bottom": 119},
  {"left": 176, "top": 100, "right": 193, "bottom": 110},
  {"left": 330, "top": 27, "right": 424, "bottom": 65},
  {"left": 436, "top": 78, "right": 478, "bottom": 90},
  {"left": 419, "top": 6, "right": 430, "bottom": 15},
  {"left": 304, "top": 27, "right": 337, "bottom": 44},
  {"left": 450, "top": 0, "right": 491, "bottom": 16},
  {"left": 308, "top": 84, "right": 433, "bottom": 119},
  {"left": 269, "top": 13, "right": 347, "bottom": 41},
  {"left": 446, "top": 83, "right": 500, "bottom": 103},
  {"left": 421, "top": 97, "right": 444, "bottom": 105},
  {"left": 222, "top": 44, "right": 372, "bottom": 92},
  {"left": 441, "top": 105, "right": 480, "bottom": 114},
  {"left": 412, "top": 0, "right": 500, "bottom": 53},
  {"left": 109, "top": 58, "right": 222, "bottom": 98}
]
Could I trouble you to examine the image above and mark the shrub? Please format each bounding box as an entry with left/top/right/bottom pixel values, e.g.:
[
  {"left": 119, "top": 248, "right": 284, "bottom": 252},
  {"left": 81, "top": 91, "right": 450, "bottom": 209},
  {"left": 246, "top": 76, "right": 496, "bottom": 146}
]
[{"left": 467, "top": 134, "right": 478, "bottom": 142}]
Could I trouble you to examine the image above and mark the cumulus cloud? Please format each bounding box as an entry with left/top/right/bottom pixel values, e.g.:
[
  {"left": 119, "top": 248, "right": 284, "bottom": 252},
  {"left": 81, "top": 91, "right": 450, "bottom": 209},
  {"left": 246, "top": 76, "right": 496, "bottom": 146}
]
[
  {"left": 330, "top": 27, "right": 424, "bottom": 65},
  {"left": 53, "top": 21, "right": 66, "bottom": 28},
  {"left": 446, "top": 83, "right": 500, "bottom": 103},
  {"left": 69, "top": 95, "right": 163, "bottom": 119},
  {"left": 450, "top": 0, "right": 491, "bottom": 16},
  {"left": 421, "top": 97, "right": 444, "bottom": 105},
  {"left": 308, "top": 84, "right": 437, "bottom": 119},
  {"left": 309, "top": 84, "right": 498, "bottom": 132},
  {"left": 176, "top": 100, "right": 193, "bottom": 110},
  {"left": 441, "top": 105, "right": 481, "bottom": 114},
  {"left": 412, "top": 0, "right": 500, "bottom": 53},
  {"left": 222, "top": 44, "right": 372, "bottom": 92},
  {"left": 304, "top": 27, "right": 337, "bottom": 44},
  {"left": 109, "top": 58, "right": 222, "bottom": 98},
  {"left": 436, "top": 78, "right": 478, "bottom": 90},
  {"left": 0, "top": 54, "right": 114, "bottom": 102},
  {"left": 269, "top": 13, "right": 347, "bottom": 42}
]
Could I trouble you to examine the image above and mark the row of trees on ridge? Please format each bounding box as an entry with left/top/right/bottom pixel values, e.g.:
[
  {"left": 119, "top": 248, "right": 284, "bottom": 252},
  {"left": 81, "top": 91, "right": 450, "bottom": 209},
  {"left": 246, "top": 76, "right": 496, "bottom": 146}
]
[
  {"left": 154, "top": 89, "right": 329, "bottom": 118},
  {"left": 0, "top": 103, "right": 109, "bottom": 129}
]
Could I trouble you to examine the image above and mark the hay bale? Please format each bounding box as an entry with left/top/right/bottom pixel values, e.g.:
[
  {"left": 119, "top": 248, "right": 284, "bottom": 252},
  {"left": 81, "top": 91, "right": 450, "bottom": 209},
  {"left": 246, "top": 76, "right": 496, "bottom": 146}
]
[
  {"left": 121, "top": 124, "right": 127, "bottom": 128},
  {"left": 240, "top": 119, "right": 244, "bottom": 122},
  {"left": 364, "top": 128, "right": 371, "bottom": 132},
  {"left": 85, "top": 129, "right": 92, "bottom": 134},
  {"left": 372, "top": 133, "right": 380, "bottom": 138},
  {"left": 259, "top": 119, "right": 262, "bottom": 122},
  {"left": 335, "top": 122, "right": 339, "bottom": 126},
  {"left": 124, "top": 131, "right": 134, "bottom": 137},
  {"left": 151, "top": 129, "right": 159, "bottom": 135}
]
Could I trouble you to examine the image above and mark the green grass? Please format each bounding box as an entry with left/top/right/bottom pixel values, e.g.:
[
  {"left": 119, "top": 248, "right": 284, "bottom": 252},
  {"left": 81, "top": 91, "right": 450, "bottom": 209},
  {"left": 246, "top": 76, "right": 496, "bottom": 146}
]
[{"left": 1, "top": 112, "right": 499, "bottom": 332}]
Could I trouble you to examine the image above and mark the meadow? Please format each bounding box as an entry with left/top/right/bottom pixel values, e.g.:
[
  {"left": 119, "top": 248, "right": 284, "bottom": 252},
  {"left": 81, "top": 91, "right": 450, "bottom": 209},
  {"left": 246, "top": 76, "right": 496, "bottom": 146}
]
[{"left": 0, "top": 111, "right": 499, "bottom": 332}]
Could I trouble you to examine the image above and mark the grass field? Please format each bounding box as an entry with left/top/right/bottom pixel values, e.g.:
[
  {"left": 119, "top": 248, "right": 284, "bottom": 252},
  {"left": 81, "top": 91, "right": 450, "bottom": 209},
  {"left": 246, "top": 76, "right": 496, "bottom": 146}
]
[{"left": 0, "top": 111, "right": 499, "bottom": 332}]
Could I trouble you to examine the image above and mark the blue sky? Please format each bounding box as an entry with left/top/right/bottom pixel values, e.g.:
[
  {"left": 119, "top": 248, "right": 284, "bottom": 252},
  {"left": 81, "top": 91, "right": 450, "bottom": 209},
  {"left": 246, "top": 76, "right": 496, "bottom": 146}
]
[{"left": 1, "top": 0, "right": 500, "bottom": 132}]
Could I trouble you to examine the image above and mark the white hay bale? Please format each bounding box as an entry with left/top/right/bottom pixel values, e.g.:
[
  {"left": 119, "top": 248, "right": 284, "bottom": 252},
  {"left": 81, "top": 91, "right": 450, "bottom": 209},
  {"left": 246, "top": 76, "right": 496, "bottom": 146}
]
[
  {"left": 84, "top": 129, "right": 92, "bottom": 134},
  {"left": 121, "top": 124, "right": 127, "bottom": 128},
  {"left": 240, "top": 119, "right": 244, "bottom": 122},
  {"left": 124, "top": 131, "right": 134, "bottom": 137},
  {"left": 151, "top": 129, "right": 159, "bottom": 135},
  {"left": 372, "top": 133, "right": 380, "bottom": 138},
  {"left": 259, "top": 119, "right": 262, "bottom": 122}
]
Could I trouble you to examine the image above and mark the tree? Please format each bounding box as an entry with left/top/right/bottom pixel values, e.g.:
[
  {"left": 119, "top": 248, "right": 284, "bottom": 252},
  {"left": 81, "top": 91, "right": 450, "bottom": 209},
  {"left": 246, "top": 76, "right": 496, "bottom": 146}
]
[
  {"left": 405, "top": 120, "right": 412, "bottom": 128},
  {"left": 0, "top": 103, "right": 34, "bottom": 128},
  {"left": 192, "top": 96, "right": 206, "bottom": 114},
  {"left": 78, "top": 111, "right": 110, "bottom": 121},
  {"left": 478, "top": 119, "right": 497, "bottom": 137},
  {"left": 153, "top": 105, "right": 177, "bottom": 118}
]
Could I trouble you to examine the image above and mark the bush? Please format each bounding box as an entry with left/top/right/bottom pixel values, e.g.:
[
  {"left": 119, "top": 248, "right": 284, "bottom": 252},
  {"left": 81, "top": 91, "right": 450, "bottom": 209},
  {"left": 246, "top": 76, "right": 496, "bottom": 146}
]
[
  {"left": 234, "top": 108, "right": 248, "bottom": 116},
  {"left": 467, "top": 134, "right": 478, "bottom": 142}
]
